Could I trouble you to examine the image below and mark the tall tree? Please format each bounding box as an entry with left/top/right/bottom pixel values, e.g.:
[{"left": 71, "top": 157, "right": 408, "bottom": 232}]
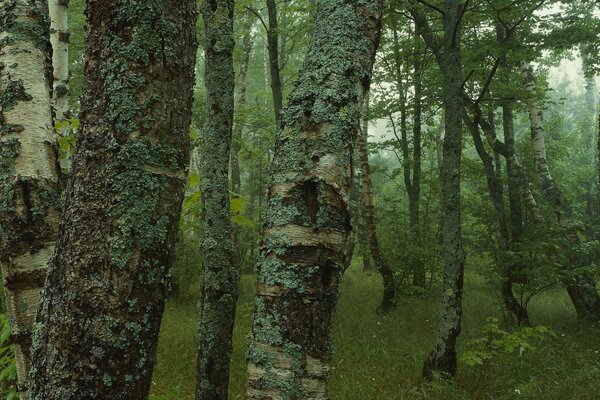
[
  {"left": 196, "top": 1, "right": 238, "bottom": 399},
  {"left": 520, "top": 61, "right": 600, "bottom": 320},
  {"left": 0, "top": 0, "right": 60, "bottom": 395},
  {"left": 246, "top": 0, "right": 383, "bottom": 397},
  {"left": 422, "top": 0, "right": 466, "bottom": 379},
  {"left": 28, "top": 1, "right": 198, "bottom": 398},
  {"left": 356, "top": 92, "right": 397, "bottom": 312},
  {"left": 231, "top": 11, "right": 255, "bottom": 271},
  {"left": 266, "top": 0, "right": 284, "bottom": 126}
]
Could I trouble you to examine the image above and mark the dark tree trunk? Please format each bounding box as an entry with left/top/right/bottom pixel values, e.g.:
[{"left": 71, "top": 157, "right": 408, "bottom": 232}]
[
  {"left": 411, "top": 30, "right": 424, "bottom": 288},
  {"left": 28, "top": 1, "right": 198, "bottom": 398},
  {"left": 464, "top": 110, "right": 530, "bottom": 326},
  {"left": 422, "top": 0, "right": 465, "bottom": 380},
  {"left": 246, "top": 1, "right": 383, "bottom": 397},
  {"left": 357, "top": 94, "right": 397, "bottom": 313},
  {"left": 266, "top": 0, "right": 284, "bottom": 126},
  {"left": 196, "top": 1, "right": 237, "bottom": 399},
  {"left": 502, "top": 104, "right": 523, "bottom": 241}
]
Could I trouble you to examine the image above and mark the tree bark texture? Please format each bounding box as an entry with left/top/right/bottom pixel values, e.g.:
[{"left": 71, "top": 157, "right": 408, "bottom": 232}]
[
  {"left": 356, "top": 93, "right": 396, "bottom": 312},
  {"left": 520, "top": 62, "right": 573, "bottom": 222},
  {"left": 196, "top": 1, "right": 237, "bottom": 399},
  {"left": 0, "top": 0, "right": 60, "bottom": 395},
  {"left": 422, "top": 0, "right": 465, "bottom": 380},
  {"left": 520, "top": 61, "right": 600, "bottom": 321},
  {"left": 28, "top": 1, "right": 197, "bottom": 398},
  {"left": 49, "top": 0, "right": 69, "bottom": 120},
  {"left": 246, "top": 1, "right": 383, "bottom": 398}
]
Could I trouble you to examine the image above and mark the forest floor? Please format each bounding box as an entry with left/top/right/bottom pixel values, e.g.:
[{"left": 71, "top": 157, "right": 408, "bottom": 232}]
[{"left": 149, "top": 259, "right": 600, "bottom": 400}]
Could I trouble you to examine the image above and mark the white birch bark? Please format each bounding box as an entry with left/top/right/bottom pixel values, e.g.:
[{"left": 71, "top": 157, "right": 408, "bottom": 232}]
[
  {"left": 520, "top": 61, "right": 572, "bottom": 221},
  {"left": 49, "top": 0, "right": 69, "bottom": 121},
  {"left": 0, "top": 0, "right": 60, "bottom": 396}
]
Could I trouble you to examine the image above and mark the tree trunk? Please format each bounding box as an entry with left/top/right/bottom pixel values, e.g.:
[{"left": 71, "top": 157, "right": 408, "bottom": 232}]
[
  {"left": 266, "top": 0, "right": 283, "bottom": 126},
  {"left": 0, "top": 1, "right": 60, "bottom": 395},
  {"left": 464, "top": 110, "right": 530, "bottom": 326},
  {"left": 357, "top": 93, "right": 397, "bottom": 313},
  {"left": 502, "top": 104, "right": 523, "bottom": 240},
  {"left": 231, "top": 12, "right": 254, "bottom": 272},
  {"left": 520, "top": 61, "right": 600, "bottom": 321},
  {"left": 49, "top": 0, "right": 69, "bottom": 121},
  {"left": 246, "top": 1, "right": 383, "bottom": 398},
  {"left": 411, "top": 30, "right": 424, "bottom": 287},
  {"left": 196, "top": 1, "right": 237, "bottom": 399},
  {"left": 422, "top": 0, "right": 465, "bottom": 380},
  {"left": 28, "top": 1, "right": 198, "bottom": 398}
]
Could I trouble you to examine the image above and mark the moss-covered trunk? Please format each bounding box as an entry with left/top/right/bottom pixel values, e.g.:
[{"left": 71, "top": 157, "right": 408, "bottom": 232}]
[
  {"left": 356, "top": 95, "right": 397, "bottom": 313},
  {"left": 196, "top": 1, "right": 237, "bottom": 399},
  {"left": 0, "top": 1, "right": 60, "bottom": 395},
  {"left": 28, "top": 1, "right": 197, "bottom": 398},
  {"left": 245, "top": 1, "right": 383, "bottom": 398},
  {"left": 422, "top": 0, "right": 465, "bottom": 380}
]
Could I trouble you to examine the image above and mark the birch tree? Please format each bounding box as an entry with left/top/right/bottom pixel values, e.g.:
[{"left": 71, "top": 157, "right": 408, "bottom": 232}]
[
  {"left": 28, "top": 0, "right": 198, "bottom": 398},
  {"left": 521, "top": 61, "right": 600, "bottom": 320},
  {"left": 246, "top": 0, "right": 383, "bottom": 397},
  {"left": 49, "top": 0, "right": 69, "bottom": 121},
  {"left": 0, "top": 0, "right": 60, "bottom": 395}
]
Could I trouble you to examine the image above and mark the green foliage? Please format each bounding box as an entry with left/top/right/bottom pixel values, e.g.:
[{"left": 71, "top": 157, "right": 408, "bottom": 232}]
[
  {"left": 460, "top": 317, "right": 555, "bottom": 367},
  {"left": 0, "top": 315, "right": 16, "bottom": 400}
]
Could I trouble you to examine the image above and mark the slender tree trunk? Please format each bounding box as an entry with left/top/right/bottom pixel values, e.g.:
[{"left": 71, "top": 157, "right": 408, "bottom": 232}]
[
  {"left": 246, "top": 1, "right": 383, "bottom": 397},
  {"left": 464, "top": 110, "right": 530, "bottom": 326},
  {"left": 423, "top": 0, "right": 465, "bottom": 380},
  {"left": 266, "top": 0, "right": 283, "bottom": 126},
  {"left": 28, "top": 1, "right": 198, "bottom": 398},
  {"left": 520, "top": 61, "right": 600, "bottom": 320},
  {"left": 357, "top": 93, "right": 396, "bottom": 312},
  {"left": 49, "top": 0, "right": 69, "bottom": 121},
  {"left": 411, "top": 31, "right": 424, "bottom": 287},
  {"left": 0, "top": 1, "right": 60, "bottom": 396},
  {"left": 582, "top": 53, "right": 598, "bottom": 218},
  {"left": 231, "top": 12, "right": 254, "bottom": 272},
  {"left": 196, "top": 1, "right": 237, "bottom": 399},
  {"left": 502, "top": 104, "right": 523, "bottom": 240}
]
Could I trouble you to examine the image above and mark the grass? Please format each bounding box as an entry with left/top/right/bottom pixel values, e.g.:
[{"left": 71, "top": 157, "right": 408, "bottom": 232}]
[{"left": 149, "top": 259, "right": 600, "bottom": 399}]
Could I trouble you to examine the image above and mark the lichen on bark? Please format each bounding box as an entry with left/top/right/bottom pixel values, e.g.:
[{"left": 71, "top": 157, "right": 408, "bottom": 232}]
[
  {"left": 28, "top": 0, "right": 198, "bottom": 398},
  {"left": 246, "top": 1, "right": 383, "bottom": 399}
]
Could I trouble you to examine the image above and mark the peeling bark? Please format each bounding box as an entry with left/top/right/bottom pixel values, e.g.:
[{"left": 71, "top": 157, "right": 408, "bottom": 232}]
[
  {"left": 0, "top": 1, "right": 60, "bottom": 395},
  {"left": 246, "top": 1, "right": 383, "bottom": 398},
  {"left": 49, "top": 0, "right": 69, "bottom": 121},
  {"left": 28, "top": 1, "right": 198, "bottom": 398}
]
